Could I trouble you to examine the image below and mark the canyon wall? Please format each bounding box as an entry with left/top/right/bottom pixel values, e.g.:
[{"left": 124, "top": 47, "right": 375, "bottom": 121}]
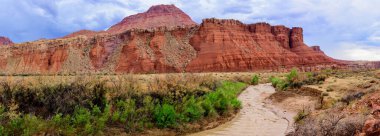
[
  {"left": 0, "top": 20, "right": 342, "bottom": 74},
  {"left": 0, "top": 5, "right": 350, "bottom": 74}
]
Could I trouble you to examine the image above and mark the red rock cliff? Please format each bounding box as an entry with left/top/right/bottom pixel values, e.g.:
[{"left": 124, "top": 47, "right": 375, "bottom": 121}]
[
  {"left": 185, "top": 18, "right": 338, "bottom": 72},
  {"left": 0, "top": 5, "right": 345, "bottom": 74}
]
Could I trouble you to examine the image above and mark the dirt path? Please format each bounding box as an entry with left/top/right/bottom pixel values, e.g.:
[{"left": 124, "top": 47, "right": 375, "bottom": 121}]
[{"left": 190, "top": 84, "right": 295, "bottom": 136}]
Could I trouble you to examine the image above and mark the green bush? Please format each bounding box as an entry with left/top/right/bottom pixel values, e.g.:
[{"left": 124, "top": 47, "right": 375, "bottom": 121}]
[
  {"left": 181, "top": 96, "right": 205, "bottom": 122},
  {"left": 0, "top": 126, "right": 4, "bottom": 136},
  {"left": 285, "top": 68, "right": 303, "bottom": 88},
  {"left": 270, "top": 77, "right": 287, "bottom": 91},
  {"left": 287, "top": 68, "right": 299, "bottom": 83},
  {"left": 204, "top": 81, "right": 246, "bottom": 115},
  {"left": 231, "top": 98, "right": 242, "bottom": 109},
  {"left": 201, "top": 98, "right": 218, "bottom": 118},
  {"left": 251, "top": 75, "right": 260, "bottom": 85},
  {"left": 0, "top": 80, "right": 247, "bottom": 135},
  {"left": 154, "top": 104, "right": 178, "bottom": 128},
  {"left": 49, "top": 113, "right": 75, "bottom": 135},
  {"left": 71, "top": 106, "right": 109, "bottom": 135}
]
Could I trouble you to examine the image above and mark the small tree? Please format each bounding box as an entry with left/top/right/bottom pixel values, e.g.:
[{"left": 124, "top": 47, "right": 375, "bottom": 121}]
[{"left": 251, "top": 75, "right": 260, "bottom": 85}]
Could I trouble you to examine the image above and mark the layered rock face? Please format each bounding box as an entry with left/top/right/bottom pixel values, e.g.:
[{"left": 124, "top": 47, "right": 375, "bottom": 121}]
[
  {"left": 186, "top": 19, "right": 338, "bottom": 72},
  {"left": 0, "top": 36, "right": 13, "bottom": 46},
  {"left": 107, "top": 4, "right": 197, "bottom": 34},
  {"left": 0, "top": 5, "right": 345, "bottom": 74}
]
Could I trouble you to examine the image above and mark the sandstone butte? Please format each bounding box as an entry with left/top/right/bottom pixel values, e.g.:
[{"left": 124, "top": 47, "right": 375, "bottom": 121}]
[{"left": 0, "top": 4, "right": 376, "bottom": 74}]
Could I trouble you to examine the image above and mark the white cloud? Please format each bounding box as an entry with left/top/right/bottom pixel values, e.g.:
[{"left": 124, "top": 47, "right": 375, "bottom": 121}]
[{"left": 333, "top": 43, "right": 380, "bottom": 61}]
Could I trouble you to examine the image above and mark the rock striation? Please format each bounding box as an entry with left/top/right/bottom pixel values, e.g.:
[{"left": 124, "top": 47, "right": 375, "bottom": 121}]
[
  {"left": 0, "top": 36, "right": 13, "bottom": 46},
  {"left": 186, "top": 18, "right": 339, "bottom": 72},
  {"left": 0, "top": 4, "right": 351, "bottom": 74}
]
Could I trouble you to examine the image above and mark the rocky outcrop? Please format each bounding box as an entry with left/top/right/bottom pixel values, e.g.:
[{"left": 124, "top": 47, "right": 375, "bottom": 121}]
[
  {"left": 107, "top": 4, "right": 197, "bottom": 34},
  {"left": 114, "top": 26, "right": 198, "bottom": 73},
  {"left": 359, "top": 93, "right": 380, "bottom": 136},
  {"left": 311, "top": 46, "right": 321, "bottom": 52},
  {"left": 0, "top": 4, "right": 347, "bottom": 74},
  {"left": 0, "top": 36, "right": 13, "bottom": 46}
]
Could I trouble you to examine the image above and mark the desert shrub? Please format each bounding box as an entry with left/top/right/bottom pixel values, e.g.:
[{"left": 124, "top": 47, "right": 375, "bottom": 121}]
[
  {"left": 217, "top": 95, "right": 232, "bottom": 115},
  {"left": 48, "top": 113, "right": 75, "bottom": 135},
  {"left": 111, "top": 99, "right": 150, "bottom": 132},
  {"left": 291, "top": 117, "right": 319, "bottom": 136},
  {"left": 340, "top": 92, "right": 365, "bottom": 105},
  {"left": 209, "top": 82, "right": 245, "bottom": 114},
  {"left": 326, "top": 86, "right": 334, "bottom": 92},
  {"left": 315, "top": 74, "right": 328, "bottom": 82},
  {"left": 251, "top": 75, "right": 260, "bottom": 85},
  {"left": 180, "top": 96, "right": 205, "bottom": 122},
  {"left": 114, "top": 100, "right": 136, "bottom": 123},
  {"left": 270, "top": 77, "right": 287, "bottom": 91},
  {"left": 333, "top": 115, "right": 366, "bottom": 136},
  {"left": 0, "top": 81, "right": 109, "bottom": 117},
  {"left": 292, "top": 112, "right": 365, "bottom": 136},
  {"left": 0, "top": 114, "right": 46, "bottom": 136},
  {"left": 72, "top": 107, "right": 92, "bottom": 134},
  {"left": 154, "top": 104, "right": 178, "bottom": 128},
  {"left": 72, "top": 106, "right": 109, "bottom": 135},
  {"left": 319, "top": 113, "right": 345, "bottom": 136},
  {"left": 231, "top": 98, "right": 242, "bottom": 109},
  {"left": 296, "top": 72, "right": 328, "bottom": 86},
  {"left": 294, "top": 108, "right": 310, "bottom": 123},
  {"left": 287, "top": 68, "right": 299, "bottom": 82},
  {"left": 0, "top": 77, "right": 246, "bottom": 134},
  {"left": 201, "top": 97, "right": 218, "bottom": 118}
]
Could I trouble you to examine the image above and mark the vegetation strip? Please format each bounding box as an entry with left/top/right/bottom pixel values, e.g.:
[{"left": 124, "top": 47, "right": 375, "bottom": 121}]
[{"left": 0, "top": 79, "right": 246, "bottom": 135}]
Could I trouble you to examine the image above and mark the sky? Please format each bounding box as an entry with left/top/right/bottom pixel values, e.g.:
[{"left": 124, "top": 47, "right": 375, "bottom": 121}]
[{"left": 0, "top": 0, "right": 379, "bottom": 61}]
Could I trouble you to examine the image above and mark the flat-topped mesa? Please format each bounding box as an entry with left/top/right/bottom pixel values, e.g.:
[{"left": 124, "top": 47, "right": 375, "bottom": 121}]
[
  {"left": 248, "top": 22, "right": 271, "bottom": 33},
  {"left": 107, "top": 4, "right": 197, "bottom": 34},
  {"left": 290, "top": 27, "right": 304, "bottom": 48}
]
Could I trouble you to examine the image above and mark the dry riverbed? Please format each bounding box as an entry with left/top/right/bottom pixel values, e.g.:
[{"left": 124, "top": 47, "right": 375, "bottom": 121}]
[{"left": 190, "top": 84, "right": 295, "bottom": 136}]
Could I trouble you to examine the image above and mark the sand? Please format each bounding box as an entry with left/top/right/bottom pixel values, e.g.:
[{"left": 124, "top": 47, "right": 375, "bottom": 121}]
[{"left": 190, "top": 84, "right": 295, "bottom": 136}]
